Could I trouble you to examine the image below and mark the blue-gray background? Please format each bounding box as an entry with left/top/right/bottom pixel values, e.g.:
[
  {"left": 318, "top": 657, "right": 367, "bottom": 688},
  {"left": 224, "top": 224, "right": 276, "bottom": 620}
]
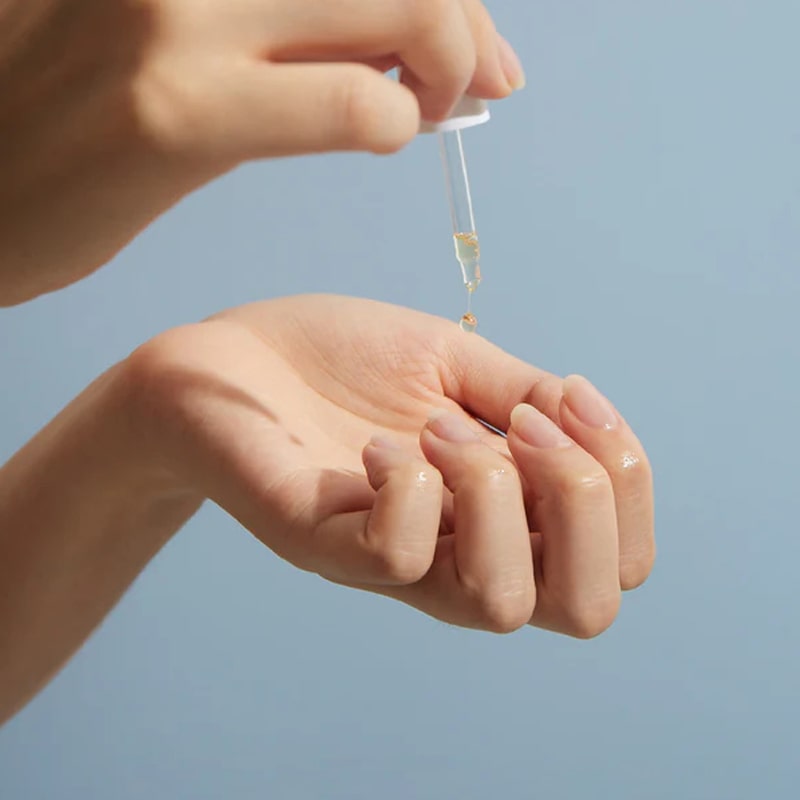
[{"left": 2, "top": 2, "right": 798, "bottom": 798}]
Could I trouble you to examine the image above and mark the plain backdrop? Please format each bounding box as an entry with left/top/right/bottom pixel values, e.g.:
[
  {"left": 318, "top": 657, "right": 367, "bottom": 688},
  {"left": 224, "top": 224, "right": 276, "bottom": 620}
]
[{"left": 1, "top": 2, "right": 798, "bottom": 798}]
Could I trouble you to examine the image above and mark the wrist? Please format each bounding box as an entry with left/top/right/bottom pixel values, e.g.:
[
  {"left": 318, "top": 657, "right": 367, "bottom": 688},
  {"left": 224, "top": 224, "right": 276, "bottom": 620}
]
[{"left": 101, "top": 359, "right": 206, "bottom": 517}]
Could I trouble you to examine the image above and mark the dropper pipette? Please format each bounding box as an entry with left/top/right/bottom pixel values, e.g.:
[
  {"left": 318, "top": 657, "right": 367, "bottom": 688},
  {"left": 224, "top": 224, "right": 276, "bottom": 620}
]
[
  {"left": 438, "top": 127, "right": 481, "bottom": 301},
  {"left": 420, "top": 96, "right": 490, "bottom": 330}
]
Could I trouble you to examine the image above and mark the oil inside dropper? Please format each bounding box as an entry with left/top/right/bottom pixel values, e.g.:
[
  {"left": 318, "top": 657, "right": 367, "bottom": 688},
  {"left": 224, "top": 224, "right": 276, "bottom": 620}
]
[{"left": 455, "top": 232, "right": 480, "bottom": 332}]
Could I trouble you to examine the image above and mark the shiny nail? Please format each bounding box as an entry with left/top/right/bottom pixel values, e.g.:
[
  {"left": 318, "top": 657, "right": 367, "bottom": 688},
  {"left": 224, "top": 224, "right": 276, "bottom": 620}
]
[
  {"left": 510, "top": 404, "right": 573, "bottom": 449},
  {"left": 427, "top": 410, "right": 479, "bottom": 443},
  {"left": 497, "top": 34, "right": 526, "bottom": 91},
  {"left": 563, "top": 375, "right": 619, "bottom": 431}
]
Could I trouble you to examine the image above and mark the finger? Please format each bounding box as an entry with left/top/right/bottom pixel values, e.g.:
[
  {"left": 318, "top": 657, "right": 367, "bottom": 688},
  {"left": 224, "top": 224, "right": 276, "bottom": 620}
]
[
  {"left": 200, "top": 62, "right": 420, "bottom": 158},
  {"left": 262, "top": 0, "right": 482, "bottom": 121},
  {"left": 438, "top": 330, "right": 554, "bottom": 434},
  {"left": 558, "top": 376, "right": 656, "bottom": 590},
  {"left": 459, "top": 0, "right": 518, "bottom": 97},
  {"left": 507, "top": 404, "right": 621, "bottom": 639},
  {"left": 462, "top": 365, "right": 656, "bottom": 590},
  {"left": 283, "top": 53, "right": 402, "bottom": 74},
  {"left": 308, "top": 437, "right": 443, "bottom": 586},
  {"left": 386, "top": 411, "right": 535, "bottom": 633}
]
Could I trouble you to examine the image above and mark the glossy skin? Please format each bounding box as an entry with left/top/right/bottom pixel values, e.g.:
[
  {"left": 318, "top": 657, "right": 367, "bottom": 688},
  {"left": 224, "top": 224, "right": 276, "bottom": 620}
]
[
  {"left": 0, "top": 296, "right": 655, "bottom": 722},
  {"left": 0, "top": 0, "right": 524, "bottom": 304}
]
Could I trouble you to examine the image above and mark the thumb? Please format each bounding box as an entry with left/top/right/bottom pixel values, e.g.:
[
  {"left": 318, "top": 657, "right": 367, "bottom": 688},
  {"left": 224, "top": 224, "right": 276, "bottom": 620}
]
[{"left": 203, "top": 62, "right": 421, "bottom": 159}]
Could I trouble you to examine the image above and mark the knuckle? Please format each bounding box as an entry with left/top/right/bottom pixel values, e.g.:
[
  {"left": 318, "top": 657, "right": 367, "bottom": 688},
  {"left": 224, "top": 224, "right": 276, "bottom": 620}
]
[
  {"left": 560, "top": 593, "right": 621, "bottom": 640},
  {"left": 407, "top": 0, "right": 476, "bottom": 75},
  {"left": 408, "top": 0, "right": 451, "bottom": 32},
  {"left": 466, "top": 581, "right": 536, "bottom": 634},
  {"left": 462, "top": 462, "right": 518, "bottom": 493},
  {"left": 133, "top": 63, "right": 208, "bottom": 155},
  {"left": 553, "top": 467, "right": 613, "bottom": 503},
  {"left": 478, "top": 594, "right": 534, "bottom": 635},
  {"left": 369, "top": 543, "right": 432, "bottom": 585}
]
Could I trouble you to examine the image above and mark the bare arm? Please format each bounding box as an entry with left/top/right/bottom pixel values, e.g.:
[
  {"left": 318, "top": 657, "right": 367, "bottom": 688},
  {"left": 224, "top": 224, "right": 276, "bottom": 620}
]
[
  {"left": 0, "top": 365, "right": 201, "bottom": 723},
  {"left": 0, "top": 296, "right": 654, "bottom": 725}
]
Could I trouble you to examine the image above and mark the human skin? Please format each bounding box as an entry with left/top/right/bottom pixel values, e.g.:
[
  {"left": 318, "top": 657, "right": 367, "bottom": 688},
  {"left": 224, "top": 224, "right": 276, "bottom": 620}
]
[
  {"left": 0, "top": 0, "right": 524, "bottom": 305},
  {"left": 0, "top": 294, "right": 655, "bottom": 724}
]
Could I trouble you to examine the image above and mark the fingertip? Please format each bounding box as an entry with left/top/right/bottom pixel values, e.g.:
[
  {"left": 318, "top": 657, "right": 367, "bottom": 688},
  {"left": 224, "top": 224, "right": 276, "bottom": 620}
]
[
  {"left": 562, "top": 375, "right": 620, "bottom": 432},
  {"left": 363, "top": 435, "right": 442, "bottom": 494},
  {"left": 340, "top": 68, "right": 420, "bottom": 154},
  {"left": 368, "top": 79, "right": 421, "bottom": 153},
  {"left": 496, "top": 34, "right": 526, "bottom": 91},
  {"left": 424, "top": 409, "right": 481, "bottom": 444},
  {"left": 400, "top": 69, "right": 461, "bottom": 126},
  {"left": 509, "top": 403, "right": 574, "bottom": 450},
  {"left": 363, "top": 435, "right": 406, "bottom": 487},
  {"left": 460, "top": 0, "right": 514, "bottom": 99},
  {"left": 365, "top": 434, "right": 403, "bottom": 453},
  {"left": 255, "top": 64, "right": 421, "bottom": 157}
]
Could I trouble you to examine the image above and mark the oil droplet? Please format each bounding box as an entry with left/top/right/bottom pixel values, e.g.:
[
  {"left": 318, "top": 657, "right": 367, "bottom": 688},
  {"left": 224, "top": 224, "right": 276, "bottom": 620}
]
[
  {"left": 621, "top": 452, "right": 641, "bottom": 470},
  {"left": 459, "top": 312, "right": 478, "bottom": 333}
]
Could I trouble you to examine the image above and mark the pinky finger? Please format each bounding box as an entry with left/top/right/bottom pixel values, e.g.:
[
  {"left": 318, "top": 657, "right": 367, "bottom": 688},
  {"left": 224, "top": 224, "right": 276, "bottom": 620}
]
[{"left": 311, "top": 437, "right": 443, "bottom": 587}]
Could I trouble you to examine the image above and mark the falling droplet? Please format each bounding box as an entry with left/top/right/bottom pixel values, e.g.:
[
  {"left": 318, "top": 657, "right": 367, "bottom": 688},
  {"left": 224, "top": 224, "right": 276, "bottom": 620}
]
[{"left": 459, "top": 312, "right": 478, "bottom": 333}]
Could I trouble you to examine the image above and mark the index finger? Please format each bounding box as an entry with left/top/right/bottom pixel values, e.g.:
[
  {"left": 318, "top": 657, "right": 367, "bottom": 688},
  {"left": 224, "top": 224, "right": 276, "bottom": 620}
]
[
  {"left": 261, "top": 0, "right": 502, "bottom": 120},
  {"left": 438, "top": 330, "right": 554, "bottom": 434}
]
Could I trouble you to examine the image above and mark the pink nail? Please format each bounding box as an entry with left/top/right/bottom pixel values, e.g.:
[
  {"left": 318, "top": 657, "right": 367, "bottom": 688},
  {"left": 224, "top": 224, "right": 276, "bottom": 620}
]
[
  {"left": 427, "top": 410, "right": 479, "bottom": 443},
  {"left": 510, "top": 404, "right": 573, "bottom": 449},
  {"left": 563, "top": 376, "right": 619, "bottom": 431},
  {"left": 367, "top": 435, "right": 402, "bottom": 451}
]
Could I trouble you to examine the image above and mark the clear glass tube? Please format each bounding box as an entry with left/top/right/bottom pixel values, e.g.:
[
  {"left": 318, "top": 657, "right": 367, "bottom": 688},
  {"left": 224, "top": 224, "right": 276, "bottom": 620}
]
[{"left": 438, "top": 129, "right": 481, "bottom": 292}]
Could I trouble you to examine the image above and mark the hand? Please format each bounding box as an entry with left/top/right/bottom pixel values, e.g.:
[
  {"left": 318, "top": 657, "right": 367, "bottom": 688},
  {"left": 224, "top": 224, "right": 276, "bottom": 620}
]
[
  {"left": 0, "top": 293, "right": 654, "bottom": 721},
  {"left": 0, "top": 0, "right": 524, "bottom": 304},
  {"left": 126, "top": 295, "right": 655, "bottom": 637}
]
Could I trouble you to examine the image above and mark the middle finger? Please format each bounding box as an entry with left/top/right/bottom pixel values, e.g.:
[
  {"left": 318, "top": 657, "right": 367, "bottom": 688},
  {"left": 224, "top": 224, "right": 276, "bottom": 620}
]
[
  {"left": 392, "top": 410, "right": 536, "bottom": 632},
  {"left": 263, "top": 0, "right": 483, "bottom": 120}
]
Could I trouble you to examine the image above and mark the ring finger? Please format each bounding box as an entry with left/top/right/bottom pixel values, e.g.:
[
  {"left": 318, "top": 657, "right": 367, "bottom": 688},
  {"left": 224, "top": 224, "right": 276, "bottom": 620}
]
[{"left": 507, "top": 403, "right": 622, "bottom": 639}]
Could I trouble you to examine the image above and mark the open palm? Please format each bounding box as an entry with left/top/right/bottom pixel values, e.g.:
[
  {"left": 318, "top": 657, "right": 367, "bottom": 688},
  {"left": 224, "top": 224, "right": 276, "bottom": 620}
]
[{"left": 131, "top": 294, "right": 654, "bottom": 637}]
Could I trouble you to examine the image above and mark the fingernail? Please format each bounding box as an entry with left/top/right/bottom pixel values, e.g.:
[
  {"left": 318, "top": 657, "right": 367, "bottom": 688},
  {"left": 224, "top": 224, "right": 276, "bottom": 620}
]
[
  {"left": 563, "top": 375, "right": 619, "bottom": 430},
  {"left": 510, "top": 404, "right": 573, "bottom": 449},
  {"left": 427, "top": 409, "right": 479, "bottom": 443},
  {"left": 367, "top": 435, "right": 402, "bottom": 451},
  {"left": 497, "top": 34, "right": 526, "bottom": 91},
  {"left": 364, "top": 435, "right": 411, "bottom": 478}
]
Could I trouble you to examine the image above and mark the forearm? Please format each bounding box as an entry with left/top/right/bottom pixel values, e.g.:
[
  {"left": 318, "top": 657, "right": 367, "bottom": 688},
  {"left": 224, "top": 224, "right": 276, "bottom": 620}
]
[{"left": 0, "top": 365, "right": 202, "bottom": 724}]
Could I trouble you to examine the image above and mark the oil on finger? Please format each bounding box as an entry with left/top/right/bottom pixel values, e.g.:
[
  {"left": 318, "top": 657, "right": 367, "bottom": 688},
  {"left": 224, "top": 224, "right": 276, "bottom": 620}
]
[
  {"left": 415, "top": 410, "right": 536, "bottom": 633},
  {"left": 310, "top": 437, "right": 442, "bottom": 587},
  {"left": 558, "top": 375, "right": 656, "bottom": 590},
  {"left": 508, "top": 403, "right": 621, "bottom": 639}
]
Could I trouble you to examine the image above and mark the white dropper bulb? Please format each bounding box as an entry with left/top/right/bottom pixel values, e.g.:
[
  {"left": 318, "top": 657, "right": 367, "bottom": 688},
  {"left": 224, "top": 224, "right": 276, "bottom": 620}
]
[{"left": 419, "top": 96, "right": 491, "bottom": 134}]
